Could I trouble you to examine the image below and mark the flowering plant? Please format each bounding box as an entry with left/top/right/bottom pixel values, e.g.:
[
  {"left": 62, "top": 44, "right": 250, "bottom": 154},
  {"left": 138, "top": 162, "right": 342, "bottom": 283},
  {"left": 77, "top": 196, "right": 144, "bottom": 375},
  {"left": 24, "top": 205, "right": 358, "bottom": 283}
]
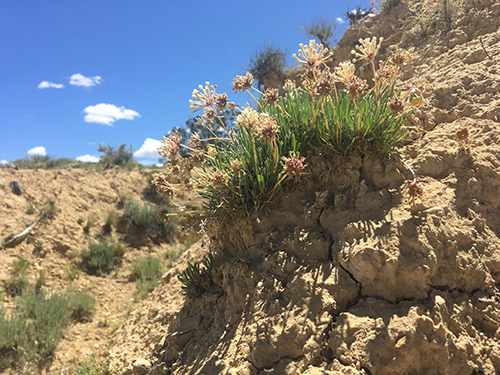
[{"left": 154, "top": 38, "right": 424, "bottom": 221}]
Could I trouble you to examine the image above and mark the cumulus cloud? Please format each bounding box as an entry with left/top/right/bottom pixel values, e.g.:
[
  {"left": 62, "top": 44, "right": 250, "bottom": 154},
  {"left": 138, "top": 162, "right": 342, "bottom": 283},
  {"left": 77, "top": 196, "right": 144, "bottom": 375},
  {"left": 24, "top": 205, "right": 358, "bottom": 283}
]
[
  {"left": 27, "top": 146, "right": 47, "bottom": 156},
  {"left": 76, "top": 154, "right": 100, "bottom": 163},
  {"left": 0, "top": 159, "right": 8, "bottom": 164},
  {"left": 70, "top": 73, "right": 102, "bottom": 88},
  {"left": 336, "top": 17, "right": 345, "bottom": 23},
  {"left": 38, "top": 81, "right": 64, "bottom": 89},
  {"left": 83, "top": 103, "right": 140, "bottom": 126},
  {"left": 134, "top": 138, "right": 162, "bottom": 158}
]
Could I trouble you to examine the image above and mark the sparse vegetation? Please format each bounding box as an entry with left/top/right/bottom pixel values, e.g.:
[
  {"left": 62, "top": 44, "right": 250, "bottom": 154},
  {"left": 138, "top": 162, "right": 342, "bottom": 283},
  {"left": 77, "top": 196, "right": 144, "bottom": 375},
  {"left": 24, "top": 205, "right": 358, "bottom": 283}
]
[
  {"left": 178, "top": 253, "right": 214, "bottom": 296},
  {"left": 5, "top": 256, "right": 30, "bottom": 297},
  {"left": 345, "top": 5, "right": 375, "bottom": 25},
  {"left": 76, "top": 342, "right": 116, "bottom": 375},
  {"left": 66, "top": 262, "right": 82, "bottom": 281},
  {"left": 41, "top": 199, "right": 58, "bottom": 219},
  {"left": 79, "top": 238, "right": 125, "bottom": 276},
  {"left": 98, "top": 143, "right": 135, "bottom": 168},
  {"left": 408, "top": 0, "right": 467, "bottom": 35},
  {"left": 123, "top": 199, "right": 177, "bottom": 239},
  {"left": 83, "top": 213, "right": 99, "bottom": 233},
  {"left": 26, "top": 201, "right": 38, "bottom": 215},
  {"left": 129, "top": 256, "right": 163, "bottom": 299},
  {"left": 0, "top": 288, "right": 95, "bottom": 369},
  {"left": 103, "top": 210, "right": 118, "bottom": 232}
]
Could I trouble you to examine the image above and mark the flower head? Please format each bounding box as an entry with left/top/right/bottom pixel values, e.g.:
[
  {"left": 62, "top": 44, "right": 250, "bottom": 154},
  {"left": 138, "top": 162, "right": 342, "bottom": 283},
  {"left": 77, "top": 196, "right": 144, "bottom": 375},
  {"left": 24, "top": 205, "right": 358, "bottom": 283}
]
[
  {"left": 388, "top": 47, "right": 414, "bottom": 66},
  {"left": 345, "top": 77, "right": 368, "bottom": 99},
  {"left": 375, "top": 61, "right": 398, "bottom": 84},
  {"left": 230, "top": 159, "right": 243, "bottom": 174},
  {"left": 158, "top": 134, "right": 182, "bottom": 160},
  {"left": 189, "top": 82, "right": 217, "bottom": 113},
  {"left": 202, "top": 107, "right": 217, "bottom": 122},
  {"left": 262, "top": 88, "right": 279, "bottom": 105},
  {"left": 405, "top": 179, "right": 425, "bottom": 204},
  {"left": 388, "top": 97, "right": 406, "bottom": 114},
  {"left": 283, "top": 80, "right": 297, "bottom": 98},
  {"left": 231, "top": 72, "right": 254, "bottom": 93},
  {"left": 256, "top": 113, "right": 279, "bottom": 142},
  {"left": 351, "top": 37, "right": 384, "bottom": 62},
  {"left": 312, "top": 69, "right": 335, "bottom": 97},
  {"left": 188, "top": 133, "right": 202, "bottom": 150},
  {"left": 212, "top": 170, "right": 229, "bottom": 187},
  {"left": 236, "top": 106, "right": 259, "bottom": 129},
  {"left": 282, "top": 151, "right": 307, "bottom": 181},
  {"left": 333, "top": 61, "right": 356, "bottom": 85},
  {"left": 455, "top": 125, "right": 474, "bottom": 149},
  {"left": 293, "top": 40, "right": 333, "bottom": 70},
  {"left": 152, "top": 173, "right": 174, "bottom": 196},
  {"left": 215, "top": 93, "right": 228, "bottom": 112}
]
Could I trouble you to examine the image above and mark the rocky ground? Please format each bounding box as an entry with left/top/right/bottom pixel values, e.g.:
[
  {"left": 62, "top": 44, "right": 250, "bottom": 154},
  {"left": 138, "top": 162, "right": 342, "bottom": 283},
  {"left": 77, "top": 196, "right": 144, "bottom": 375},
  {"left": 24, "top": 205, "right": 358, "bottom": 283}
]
[{"left": 2, "top": 0, "right": 500, "bottom": 374}]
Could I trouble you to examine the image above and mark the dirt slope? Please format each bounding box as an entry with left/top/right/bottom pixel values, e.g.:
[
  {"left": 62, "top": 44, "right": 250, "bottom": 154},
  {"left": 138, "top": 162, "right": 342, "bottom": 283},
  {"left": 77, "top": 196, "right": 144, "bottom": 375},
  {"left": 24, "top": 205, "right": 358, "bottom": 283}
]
[
  {"left": 107, "top": 1, "right": 500, "bottom": 374},
  {"left": 0, "top": 167, "right": 200, "bottom": 374}
]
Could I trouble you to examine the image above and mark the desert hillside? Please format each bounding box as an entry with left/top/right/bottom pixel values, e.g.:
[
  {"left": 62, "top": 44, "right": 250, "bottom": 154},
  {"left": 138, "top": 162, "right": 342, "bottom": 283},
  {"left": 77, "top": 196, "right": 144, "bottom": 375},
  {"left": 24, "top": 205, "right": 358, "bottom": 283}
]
[
  {"left": 2, "top": 0, "right": 500, "bottom": 374},
  {"left": 0, "top": 166, "right": 201, "bottom": 374}
]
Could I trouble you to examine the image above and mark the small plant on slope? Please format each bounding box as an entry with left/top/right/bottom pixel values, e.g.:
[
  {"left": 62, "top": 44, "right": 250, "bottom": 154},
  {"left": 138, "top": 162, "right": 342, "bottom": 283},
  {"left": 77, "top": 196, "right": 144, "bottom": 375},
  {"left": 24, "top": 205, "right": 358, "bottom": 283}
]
[
  {"left": 153, "top": 38, "right": 426, "bottom": 222},
  {"left": 178, "top": 253, "right": 214, "bottom": 297}
]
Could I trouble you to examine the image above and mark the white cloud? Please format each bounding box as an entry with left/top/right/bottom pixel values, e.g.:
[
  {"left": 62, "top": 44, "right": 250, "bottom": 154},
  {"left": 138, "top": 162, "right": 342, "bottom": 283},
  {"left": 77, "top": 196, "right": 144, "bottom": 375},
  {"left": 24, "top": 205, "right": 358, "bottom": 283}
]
[
  {"left": 76, "top": 154, "right": 100, "bottom": 163},
  {"left": 70, "top": 73, "right": 102, "bottom": 88},
  {"left": 134, "top": 138, "right": 162, "bottom": 158},
  {"left": 38, "top": 81, "right": 64, "bottom": 89},
  {"left": 0, "top": 159, "right": 8, "bottom": 164},
  {"left": 336, "top": 17, "right": 345, "bottom": 24},
  {"left": 83, "top": 103, "right": 140, "bottom": 126},
  {"left": 27, "top": 146, "right": 47, "bottom": 156}
]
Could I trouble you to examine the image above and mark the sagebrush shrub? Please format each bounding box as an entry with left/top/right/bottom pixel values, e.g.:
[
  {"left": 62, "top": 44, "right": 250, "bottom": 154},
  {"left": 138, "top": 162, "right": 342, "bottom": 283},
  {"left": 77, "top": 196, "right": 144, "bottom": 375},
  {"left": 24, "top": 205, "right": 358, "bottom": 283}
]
[
  {"left": 79, "top": 238, "right": 124, "bottom": 276},
  {"left": 0, "top": 288, "right": 95, "bottom": 367}
]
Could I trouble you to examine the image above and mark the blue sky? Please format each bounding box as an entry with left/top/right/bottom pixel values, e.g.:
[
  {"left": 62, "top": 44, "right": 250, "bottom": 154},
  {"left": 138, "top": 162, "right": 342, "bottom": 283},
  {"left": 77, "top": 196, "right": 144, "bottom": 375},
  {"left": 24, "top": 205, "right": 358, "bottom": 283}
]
[{"left": 0, "top": 0, "right": 372, "bottom": 165}]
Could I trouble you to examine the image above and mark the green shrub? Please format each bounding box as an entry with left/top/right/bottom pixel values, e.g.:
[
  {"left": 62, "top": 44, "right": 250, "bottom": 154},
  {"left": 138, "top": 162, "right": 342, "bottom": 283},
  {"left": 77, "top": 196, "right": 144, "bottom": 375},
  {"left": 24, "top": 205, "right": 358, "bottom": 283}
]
[
  {"left": 178, "top": 253, "right": 214, "bottom": 296},
  {"left": 123, "top": 199, "right": 176, "bottom": 239},
  {"left": 0, "top": 288, "right": 95, "bottom": 368},
  {"left": 65, "top": 289, "right": 95, "bottom": 322},
  {"left": 79, "top": 239, "right": 124, "bottom": 276},
  {"left": 129, "top": 256, "right": 163, "bottom": 299},
  {"left": 11, "top": 155, "right": 74, "bottom": 170},
  {"left": 98, "top": 143, "right": 134, "bottom": 167}
]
